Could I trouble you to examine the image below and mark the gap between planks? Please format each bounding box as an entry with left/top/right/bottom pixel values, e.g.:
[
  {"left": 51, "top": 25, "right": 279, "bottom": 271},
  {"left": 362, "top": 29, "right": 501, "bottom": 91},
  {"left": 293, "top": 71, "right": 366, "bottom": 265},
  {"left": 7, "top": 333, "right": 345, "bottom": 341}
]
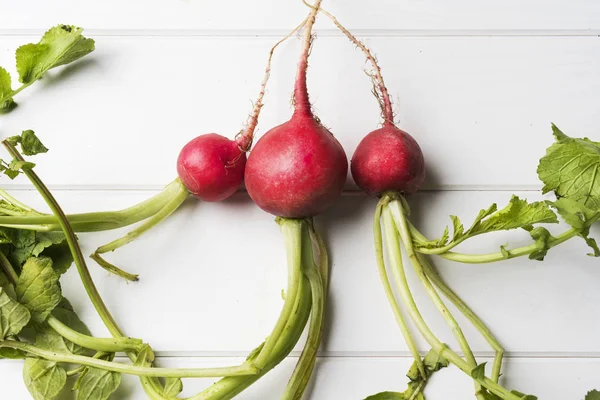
[
  {"left": 1, "top": 185, "right": 544, "bottom": 193},
  {"left": 145, "top": 351, "right": 600, "bottom": 359},
  {"left": 0, "top": 29, "right": 599, "bottom": 38}
]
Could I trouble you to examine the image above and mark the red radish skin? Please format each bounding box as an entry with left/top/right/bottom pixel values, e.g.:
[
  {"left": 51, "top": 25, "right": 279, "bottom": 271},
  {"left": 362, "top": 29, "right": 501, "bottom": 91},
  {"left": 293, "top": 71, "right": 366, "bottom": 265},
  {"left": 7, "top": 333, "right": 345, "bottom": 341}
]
[
  {"left": 177, "top": 134, "right": 246, "bottom": 202},
  {"left": 245, "top": 0, "right": 347, "bottom": 218},
  {"left": 351, "top": 123, "right": 425, "bottom": 195},
  {"left": 245, "top": 113, "right": 347, "bottom": 217}
]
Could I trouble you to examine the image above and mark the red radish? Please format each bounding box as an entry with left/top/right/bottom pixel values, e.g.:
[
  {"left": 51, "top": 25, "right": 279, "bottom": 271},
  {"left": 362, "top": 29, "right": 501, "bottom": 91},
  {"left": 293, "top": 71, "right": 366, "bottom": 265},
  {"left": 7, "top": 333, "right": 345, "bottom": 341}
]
[
  {"left": 177, "top": 133, "right": 247, "bottom": 202},
  {"left": 245, "top": 1, "right": 347, "bottom": 218},
  {"left": 351, "top": 123, "right": 425, "bottom": 195}
]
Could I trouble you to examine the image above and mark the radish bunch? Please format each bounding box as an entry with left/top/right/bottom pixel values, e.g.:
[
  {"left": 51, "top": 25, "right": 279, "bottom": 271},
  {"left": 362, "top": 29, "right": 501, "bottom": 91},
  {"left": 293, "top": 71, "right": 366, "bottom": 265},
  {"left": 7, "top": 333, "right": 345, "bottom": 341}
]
[{"left": 0, "top": 20, "right": 309, "bottom": 282}]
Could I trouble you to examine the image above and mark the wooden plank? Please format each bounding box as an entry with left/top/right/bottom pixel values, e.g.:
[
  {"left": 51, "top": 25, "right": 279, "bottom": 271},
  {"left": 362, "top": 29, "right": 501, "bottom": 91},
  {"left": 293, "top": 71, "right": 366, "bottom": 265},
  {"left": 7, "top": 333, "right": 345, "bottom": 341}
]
[
  {"left": 5, "top": 189, "right": 598, "bottom": 354},
  {"left": 0, "top": 0, "right": 598, "bottom": 32},
  {"left": 1, "top": 356, "right": 599, "bottom": 399},
  {"left": 0, "top": 36, "right": 598, "bottom": 189}
]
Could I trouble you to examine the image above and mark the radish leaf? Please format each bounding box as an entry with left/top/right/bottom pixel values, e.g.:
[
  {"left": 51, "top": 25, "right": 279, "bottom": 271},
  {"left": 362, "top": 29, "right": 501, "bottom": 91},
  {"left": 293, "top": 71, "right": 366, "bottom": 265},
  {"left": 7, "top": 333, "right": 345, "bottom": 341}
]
[
  {"left": 16, "top": 25, "right": 95, "bottom": 84},
  {"left": 23, "top": 358, "right": 67, "bottom": 400},
  {"left": 585, "top": 390, "right": 600, "bottom": 400},
  {"left": 538, "top": 124, "right": 600, "bottom": 210},
  {"left": 7, "top": 130, "right": 49, "bottom": 156},
  {"left": 16, "top": 256, "right": 62, "bottom": 324},
  {"left": 0, "top": 66, "right": 15, "bottom": 113},
  {"left": 76, "top": 367, "right": 122, "bottom": 400},
  {"left": 0, "top": 286, "right": 31, "bottom": 338},
  {"left": 415, "top": 196, "right": 557, "bottom": 250},
  {"left": 550, "top": 198, "right": 599, "bottom": 256}
]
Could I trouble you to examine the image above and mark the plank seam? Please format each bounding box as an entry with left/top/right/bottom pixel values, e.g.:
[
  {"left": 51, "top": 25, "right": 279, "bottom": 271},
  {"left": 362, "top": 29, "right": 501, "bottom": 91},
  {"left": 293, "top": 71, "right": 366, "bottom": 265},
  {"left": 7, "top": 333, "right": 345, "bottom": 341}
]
[{"left": 0, "top": 29, "right": 599, "bottom": 38}]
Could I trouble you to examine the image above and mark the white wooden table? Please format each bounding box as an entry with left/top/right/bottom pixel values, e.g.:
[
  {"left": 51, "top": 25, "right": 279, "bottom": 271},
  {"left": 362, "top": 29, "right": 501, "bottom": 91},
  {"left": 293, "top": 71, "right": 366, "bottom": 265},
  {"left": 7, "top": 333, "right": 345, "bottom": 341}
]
[{"left": 1, "top": 1, "right": 599, "bottom": 398}]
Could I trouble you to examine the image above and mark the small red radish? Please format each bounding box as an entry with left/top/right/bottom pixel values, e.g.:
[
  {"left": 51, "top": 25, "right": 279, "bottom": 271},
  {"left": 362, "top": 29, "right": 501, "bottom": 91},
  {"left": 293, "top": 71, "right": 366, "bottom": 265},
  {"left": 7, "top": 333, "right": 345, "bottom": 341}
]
[
  {"left": 351, "top": 123, "right": 425, "bottom": 195},
  {"left": 177, "top": 133, "right": 247, "bottom": 202},
  {"left": 245, "top": 1, "right": 347, "bottom": 218}
]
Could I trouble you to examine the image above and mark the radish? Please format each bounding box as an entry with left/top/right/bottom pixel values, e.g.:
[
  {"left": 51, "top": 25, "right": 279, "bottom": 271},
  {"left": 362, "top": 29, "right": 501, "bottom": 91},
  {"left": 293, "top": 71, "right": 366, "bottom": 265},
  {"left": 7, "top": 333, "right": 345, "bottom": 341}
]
[
  {"left": 200, "top": 1, "right": 345, "bottom": 398},
  {"left": 0, "top": 20, "right": 308, "bottom": 282},
  {"left": 317, "top": 7, "right": 536, "bottom": 399}
]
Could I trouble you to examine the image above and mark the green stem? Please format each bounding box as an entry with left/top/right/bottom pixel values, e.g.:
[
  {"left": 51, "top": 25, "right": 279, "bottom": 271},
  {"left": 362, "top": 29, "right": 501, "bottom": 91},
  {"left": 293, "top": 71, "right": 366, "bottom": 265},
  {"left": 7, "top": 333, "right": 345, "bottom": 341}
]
[
  {"left": 67, "top": 351, "right": 110, "bottom": 377},
  {"left": 0, "top": 340, "right": 258, "bottom": 378},
  {"left": 90, "top": 186, "right": 188, "bottom": 281},
  {"left": 417, "top": 253, "right": 504, "bottom": 383},
  {"left": 411, "top": 220, "right": 580, "bottom": 263},
  {"left": 282, "top": 228, "right": 325, "bottom": 400},
  {"left": 373, "top": 199, "right": 426, "bottom": 379},
  {"left": 194, "top": 277, "right": 312, "bottom": 400},
  {"left": 192, "top": 218, "right": 314, "bottom": 400},
  {"left": 3, "top": 141, "right": 124, "bottom": 338},
  {"left": 0, "top": 251, "right": 19, "bottom": 283},
  {"left": 2, "top": 141, "right": 168, "bottom": 398},
  {"left": 0, "top": 188, "right": 40, "bottom": 213},
  {"left": 47, "top": 315, "right": 143, "bottom": 353},
  {"left": 381, "top": 205, "right": 519, "bottom": 400},
  {"left": 390, "top": 200, "right": 484, "bottom": 399},
  {"left": 66, "top": 364, "right": 86, "bottom": 377},
  {"left": 89, "top": 253, "right": 140, "bottom": 282},
  {"left": 0, "top": 178, "right": 187, "bottom": 233},
  {"left": 253, "top": 218, "right": 303, "bottom": 368}
]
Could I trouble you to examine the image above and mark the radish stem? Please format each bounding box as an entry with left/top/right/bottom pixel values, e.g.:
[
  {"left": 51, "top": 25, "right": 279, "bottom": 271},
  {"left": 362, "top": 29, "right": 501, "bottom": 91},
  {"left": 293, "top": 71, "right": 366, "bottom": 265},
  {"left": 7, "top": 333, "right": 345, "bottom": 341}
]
[
  {"left": 417, "top": 253, "right": 504, "bottom": 382},
  {"left": 2, "top": 140, "right": 170, "bottom": 399},
  {"left": 390, "top": 199, "right": 485, "bottom": 399},
  {"left": 381, "top": 204, "right": 519, "bottom": 400},
  {"left": 0, "top": 178, "right": 186, "bottom": 232},
  {"left": 253, "top": 218, "right": 303, "bottom": 367},
  {"left": 374, "top": 198, "right": 426, "bottom": 379},
  {"left": 0, "top": 340, "right": 258, "bottom": 378},
  {"left": 46, "top": 316, "right": 143, "bottom": 353},
  {"left": 90, "top": 185, "right": 189, "bottom": 281},
  {"left": 282, "top": 225, "right": 325, "bottom": 399}
]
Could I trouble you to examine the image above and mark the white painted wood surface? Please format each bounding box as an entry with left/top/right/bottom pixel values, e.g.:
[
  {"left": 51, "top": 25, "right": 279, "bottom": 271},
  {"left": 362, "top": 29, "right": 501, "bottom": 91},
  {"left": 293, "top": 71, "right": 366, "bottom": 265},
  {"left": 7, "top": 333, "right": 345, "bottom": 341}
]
[
  {"left": 0, "top": 0, "right": 598, "bottom": 32},
  {"left": 1, "top": 1, "right": 599, "bottom": 399}
]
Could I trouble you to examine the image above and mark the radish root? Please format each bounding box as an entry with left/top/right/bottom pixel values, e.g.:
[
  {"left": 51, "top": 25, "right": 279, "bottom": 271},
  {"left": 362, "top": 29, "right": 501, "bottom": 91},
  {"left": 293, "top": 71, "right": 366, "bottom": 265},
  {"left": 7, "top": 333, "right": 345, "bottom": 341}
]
[
  {"left": 293, "top": 0, "right": 323, "bottom": 114},
  {"left": 304, "top": 1, "right": 395, "bottom": 124},
  {"left": 237, "top": 17, "right": 310, "bottom": 151}
]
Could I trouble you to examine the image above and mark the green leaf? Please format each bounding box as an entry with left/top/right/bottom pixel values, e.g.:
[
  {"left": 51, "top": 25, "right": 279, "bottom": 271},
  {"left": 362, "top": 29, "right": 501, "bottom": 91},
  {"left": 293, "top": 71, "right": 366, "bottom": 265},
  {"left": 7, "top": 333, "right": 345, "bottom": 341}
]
[
  {"left": 551, "top": 198, "right": 600, "bottom": 256},
  {"left": 471, "top": 196, "right": 558, "bottom": 234},
  {"left": 551, "top": 123, "right": 569, "bottom": 141},
  {"left": 406, "top": 348, "right": 448, "bottom": 381},
  {"left": 22, "top": 358, "right": 67, "bottom": 400},
  {"left": 585, "top": 390, "right": 600, "bottom": 400},
  {"left": 7, "top": 130, "right": 49, "bottom": 156},
  {"left": 364, "top": 392, "right": 406, "bottom": 400},
  {"left": 538, "top": 128, "right": 600, "bottom": 210},
  {"left": 0, "top": 66, "right": 16, "bottom": 112},
  {"left": 8, "top": 231, "right": 73, "bottom": 273},
  {"left": 525, "top": 227, "right": 555, "bottom": 261},
  {"left": 16, "top": 256, "right": 62, "bottom": 323},
  {"left": 162, "top": 378, "right": 183, "bottom": 397},
  {"left": 416, "top": 197, "right": 557, "bottom": 251},
  {"left": 76, "top": 367, "right": 122, "bottom": 400},
  {"left": 0, "top": 286, "right": 31, "bottom": 338},
  {"left": 0, "top": 227, "right": 17, "bottom": 244},
  {"left": 9, "top": 159, "right": 36, "bottom": 171},
  {"left": 16, "top": 25, "right": 95, "bottom": 84},
  {"left": 0, "top": 346, "right": 26, "bottom": 359}
]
